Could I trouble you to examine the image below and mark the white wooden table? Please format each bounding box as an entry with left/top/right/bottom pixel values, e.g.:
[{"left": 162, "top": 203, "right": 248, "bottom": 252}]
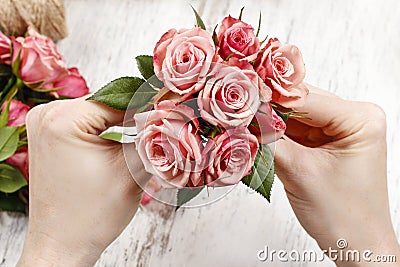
[{"left": 1, "top": 0, "right": 399, "bottom": 266}]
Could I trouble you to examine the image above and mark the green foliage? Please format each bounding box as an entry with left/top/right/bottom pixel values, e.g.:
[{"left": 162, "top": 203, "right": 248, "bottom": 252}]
[
  {"left": 0, "top": 163, "right": 27, "bottom": 193},
  {"left": 135, "top": 55, "right": 164, "bottom": 88},
  {"left": 176, "top": 186, "right": 204, "bottom": 210},
  {"left": 242, "top": 144, "right": 275, "bottom": 202},
  {"left": 87, "top": 77, "right": 157, "bottom": 110},
  {"left": 0, "top": 127, "right": 19, "bottom": 161},
  {"left": 0, "top": 190, "right": 26, "bottom": 213},
  {"left": 99, "top": 132, "right": 123, "bottom": 142},
  {"left": 191, "top": 5, "right": 206, "bottom": 30}
]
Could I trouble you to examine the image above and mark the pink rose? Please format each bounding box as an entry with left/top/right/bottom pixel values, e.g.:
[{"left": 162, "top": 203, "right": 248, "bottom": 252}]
[
  {"left": 153, "top": 27, "right": 217, "bottom": 96},
  {"left": 248, "top": 102, "right": 286, "bottom": 144},
  {"left": 202, "top": 127, "right": 259, "bottom": 187},
  {"left": 0, "top": 31, "right": 11, "bottom": 65},
  {"left": 2, "top": 99, "right": 30, "bottom": 127},
  {"left": 54, "top": 67, "right": 89, "bottom": 98},
  {"left": 11, "top": 27, "right": 68, "bottom": 89},
  {"left": 140, "top": 176, "right": 162, "bottom": 205},
  {"left": 217, "top": 16, "right": 260, "bottom": 61},
  {"left": 134, "top": 100, "right": 203, "bottom": 188},
  {"left": 198, "top": 60, "right": 263, "bottom": 128},
  {"left": 254, "top": 38, "right": 307, "bottom": 108},
  {"left": 6, "top": 146, "right": 29, "bottom": 180}
]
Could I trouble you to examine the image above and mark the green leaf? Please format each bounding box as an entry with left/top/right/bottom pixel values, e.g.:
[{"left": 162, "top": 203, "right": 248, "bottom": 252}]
[
  {"left": 239, "top": 6, "right": 245, "bottom": 20},
  {"left": 0, "top": 190, "right": 26, "bottom": 213},
  {"left": 99, "top": 132, "right": 123, "bottom": 142},
  {"left": 0, "top": 127, "right": 19, "bottom": 161},
  {"left": 136, "top": 55, "right": 155, "bottom": 80},
  {"left": 176, "top": 186, "right": 204, "bottom": 210},
  {"left": 0, "top": 163, "right": 27, "bottom": 193},
  {"left": 87, "top": 77, "right": 157, "bottom": 110},
  {"left": 135, "top": 55, "right": 164, "bottom": 88},
  {"left": 212, "top": 24, "right": 219, "bottom": 46},
  {"left": 0, "top": 99, "right": 11, "bottom": 127},
  {"left": 256, "top": 11, "right": 262, "bottom": 37},
  {"left": 191, "top": 5, "right": 206, "bottom": 30},
  {"left": 242, "top": 144, "right": 275, "bottom": 202}
]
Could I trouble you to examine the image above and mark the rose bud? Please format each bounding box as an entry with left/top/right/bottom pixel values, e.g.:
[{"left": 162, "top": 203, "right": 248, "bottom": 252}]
[
  {"left": 248, "top": 102, "right": 286, "bottom": 144},
  {"left": 254, "top": 38, "right": 307, "bottom": 108},
  {"left": 217, "top": 16, "right": 260, "bottom": 61}
]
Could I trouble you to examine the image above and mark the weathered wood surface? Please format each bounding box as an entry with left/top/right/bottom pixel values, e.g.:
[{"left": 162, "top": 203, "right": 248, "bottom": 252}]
[{"left": 1, "top": 0, "right": 399, "bottom": 266}]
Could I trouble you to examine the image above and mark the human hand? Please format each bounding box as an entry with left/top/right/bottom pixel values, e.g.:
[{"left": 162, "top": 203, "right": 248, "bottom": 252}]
[
  {"left": 17, "top": 98, "right": 151, "bottom": 267},
  {"left": 274, "top": 84, "right": 400, "bottom": 266}
]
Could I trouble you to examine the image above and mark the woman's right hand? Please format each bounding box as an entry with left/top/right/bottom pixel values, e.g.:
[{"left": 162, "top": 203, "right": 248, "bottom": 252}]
[{"left": 273, "top": 84, "right": 400, "bottom": 266}]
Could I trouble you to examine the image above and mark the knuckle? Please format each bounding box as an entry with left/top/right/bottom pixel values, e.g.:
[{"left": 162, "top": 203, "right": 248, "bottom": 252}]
[
  {"left": 359, "top": 102, "right": 387, "bottom": 137},
  {"left": 33, "top": 101, "right": 70, "bottom": 135}
]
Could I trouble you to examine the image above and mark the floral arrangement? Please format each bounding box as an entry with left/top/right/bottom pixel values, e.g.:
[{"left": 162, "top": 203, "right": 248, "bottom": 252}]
[
  {"left": 89, "top": 8, "right": 308, "bottom": 208},
  {"left": 0, "top": 27, "right": 88, "bottom": 212}
]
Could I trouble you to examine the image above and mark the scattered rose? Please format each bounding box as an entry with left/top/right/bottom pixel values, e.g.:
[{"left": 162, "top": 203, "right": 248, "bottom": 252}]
[
  {"left": 6, "top": 146, "right": 29, "bottom": 180},
  {"left": 248, "top": 102, "right": 286, "bottom": 144},
  {"left": 2, "top": 99, "right": 30, "bottom": 127},
  {"left": 141, "top": 176, "right": 162, "bottom": 205},
  {"left": 153, "top": 27, "right": 217, "bottom": 96},
  {"left": 134, "top": 100, "right": 203, "bottom": 188},
  {"left": 254, "top": 38, "right": 307, "bottom": 108},
  {"left": 54, "top": 67, "right": 89, "bottom": 98},
  {"left": 217, "top": 16, "right": 260, "bottom": 61},
  {"left": 0, "top": 31, "right": 11, "bottom": 65},
  {"left": 202, "top": 127, "right": 259, "bottom": 187},
  {"left": 11, "top": 27, "right": 68, "bottom": 89}
]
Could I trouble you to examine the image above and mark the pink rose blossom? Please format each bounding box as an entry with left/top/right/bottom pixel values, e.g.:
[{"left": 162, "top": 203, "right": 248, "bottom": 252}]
[
  {"left": 153, "top": 27, "right": 217, "bottom": 96},
  {"left": 254, "top": 38, "right": 307, "bottom": 108},
  {"left": 141, "top": 176, "right": 162, "bottom": 205},
  {"left": 248, "top": 102, "right": 286, "bottom": 144},
  {"left": 198, "top": 60, "right": 263, "bottom": 128},
  {"left": 6, "top": 146, "right": 29, "bottom": 180},
  {"left": 134, "top": 100, "right": 203, "bottom": 188},
  {"left": 0, "top": 31, "right": 11, "bottom": 65},
  {"left": 11, "top": 27, "right": 68, "bottom": 89},
  {"left": 54, "top": 67, "right": 89, "bottom": 98},
  {"left": 2, "top": 99, "right": 30, "bottom": 127},
  {"left": 217, "top": 16, "right": 260, "bottom": 61},
  {"left": 202, "top": 127, "right": 259, "bottom": 187}
]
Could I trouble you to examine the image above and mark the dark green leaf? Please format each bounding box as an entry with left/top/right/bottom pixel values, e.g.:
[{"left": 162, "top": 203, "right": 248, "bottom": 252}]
[
  {"left": 0, "top": 99, "right": 11, "bottom": 127},
  {"left": 135, "top": 55, "right": 164, "bottom": 88},
  {"left": 0, "top": 64, "right": 12, "bottom": 91},
  {"left": 212, "top": 24, "right": 219, "bottom": 46},
  {"left": 275, "top": 110, "right": 290, "bottom": 122},
  {"left": 0, "top": 190, "right": 26, "bottom": 213},
  {"left": 239, "top": 7, "right": 245, "bottom": 20},
  {"left": 176, "top": 186, "right": 204, "bottom": 210},
  {"left": 0, "top": 163, "right": 27, "bottom": 193},
  {"left": 87, "top": 77, "right": 157, "bottom": 110},
  {"left": 191, "top": 5, "right": 206, "bottom": 30},
  {"left": 99, "top": 132, "right": 123, "bottom": 142},
  {"left": 0, "top": 127, "right": 19, "bottom": 161},
  {"left": 256, "top": 11, "right": 262, "bottom": 37},
  {"left": 242, "top": 144, "right": 274, "bottom": 202},
  {"left": 136, "top": 55, "right": 155, "bottom": 80}
]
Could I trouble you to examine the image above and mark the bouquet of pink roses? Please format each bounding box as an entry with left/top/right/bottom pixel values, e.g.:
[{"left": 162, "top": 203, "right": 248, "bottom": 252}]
[
  {"left": 0, "top": 27, "right": 88, "bottom": 212},
  {"left": 89, "top": 8, "right": 308, "bottom": 207}
]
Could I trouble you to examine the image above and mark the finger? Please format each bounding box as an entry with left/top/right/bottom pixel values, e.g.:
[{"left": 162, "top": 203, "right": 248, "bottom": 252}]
[
  {"left": 284, "top": 119, "right": 334, "bottom": 147},
  {"left": 305, "top": 83, "right": 341, "bottom": 99}
]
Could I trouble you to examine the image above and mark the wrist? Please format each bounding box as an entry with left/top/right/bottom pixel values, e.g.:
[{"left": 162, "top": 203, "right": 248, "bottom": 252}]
[{"left": 17, "top": 232, "right": 101, "bottom": 267}]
